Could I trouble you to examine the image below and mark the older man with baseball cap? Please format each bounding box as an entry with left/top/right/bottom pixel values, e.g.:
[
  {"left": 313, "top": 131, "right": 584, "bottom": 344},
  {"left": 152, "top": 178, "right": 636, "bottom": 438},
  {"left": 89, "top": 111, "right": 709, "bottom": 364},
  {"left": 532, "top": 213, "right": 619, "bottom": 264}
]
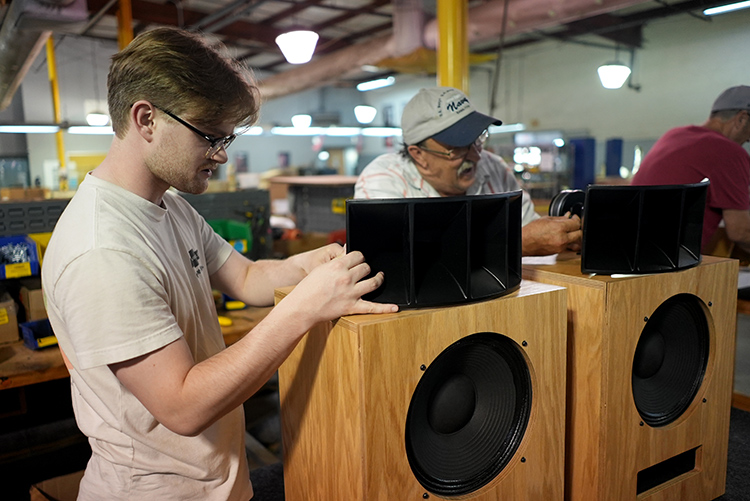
[
  {"left": 354, "top": 86, "right": 582, "bottom": 256},
  {"left": 632, "top": 85, "right": 750, "bottom": 253}
]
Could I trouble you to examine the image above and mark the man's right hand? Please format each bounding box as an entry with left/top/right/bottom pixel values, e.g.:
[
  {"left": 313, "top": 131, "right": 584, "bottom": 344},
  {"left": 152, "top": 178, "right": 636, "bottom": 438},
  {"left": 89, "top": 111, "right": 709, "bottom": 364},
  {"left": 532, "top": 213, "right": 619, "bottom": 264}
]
[
  {"left": 278, "top": 250, "right": 398, "bottom": 327},
  {"left": 522, "top": 214, "right": 582, "bottom": 256}
]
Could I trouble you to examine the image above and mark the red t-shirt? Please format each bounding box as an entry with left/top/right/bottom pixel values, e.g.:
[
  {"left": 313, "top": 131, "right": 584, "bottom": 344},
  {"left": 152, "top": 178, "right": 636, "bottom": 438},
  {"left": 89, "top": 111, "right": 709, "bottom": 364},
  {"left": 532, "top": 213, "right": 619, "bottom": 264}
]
[{"left": 632, "top": 125, "right": 750, "bottom": 250}]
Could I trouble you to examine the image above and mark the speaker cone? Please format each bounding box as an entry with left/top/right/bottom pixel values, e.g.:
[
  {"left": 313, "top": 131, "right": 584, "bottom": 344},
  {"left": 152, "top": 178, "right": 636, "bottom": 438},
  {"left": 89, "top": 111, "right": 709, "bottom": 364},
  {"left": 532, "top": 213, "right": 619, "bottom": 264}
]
[
  {"left": 632, "top": 294, "right": 709, "bottom": 427},
  {"left": 405, "top": 332, "right": 532, "bottom": 496}
]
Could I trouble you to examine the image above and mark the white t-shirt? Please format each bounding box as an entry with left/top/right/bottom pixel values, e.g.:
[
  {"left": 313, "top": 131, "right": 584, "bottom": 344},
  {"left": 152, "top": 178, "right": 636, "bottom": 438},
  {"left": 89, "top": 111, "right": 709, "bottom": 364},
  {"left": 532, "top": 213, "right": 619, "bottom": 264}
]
[
  {"left": 42, "top": 174, "right": 253, "bottom": 501},
  {"left": 353, "top": 150, "right": 540, "bottom": 226}
]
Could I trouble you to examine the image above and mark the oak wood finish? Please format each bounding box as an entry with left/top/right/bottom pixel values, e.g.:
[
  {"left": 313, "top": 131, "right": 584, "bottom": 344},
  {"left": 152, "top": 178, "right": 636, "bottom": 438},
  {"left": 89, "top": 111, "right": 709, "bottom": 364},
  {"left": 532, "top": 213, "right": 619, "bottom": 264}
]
[
  {"left": 523, "top": 255, "right": 738, "bottom": 501},
  {"left": 276, "top": 280, "right": 567, "bottom": 501}
]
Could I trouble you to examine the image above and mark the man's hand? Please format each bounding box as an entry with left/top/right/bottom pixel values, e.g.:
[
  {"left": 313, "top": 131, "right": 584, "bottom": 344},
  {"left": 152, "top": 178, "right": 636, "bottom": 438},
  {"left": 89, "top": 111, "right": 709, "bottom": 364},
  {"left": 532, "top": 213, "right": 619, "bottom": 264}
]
[
  {"left": 522, "top": 213, "right": 582, "bottom": 256},
  {"left": 288, "top": 243, "right": 345, "bottom": 274},
  {"left": 278, "top": 250, "right": 398, "bottom": 326}
]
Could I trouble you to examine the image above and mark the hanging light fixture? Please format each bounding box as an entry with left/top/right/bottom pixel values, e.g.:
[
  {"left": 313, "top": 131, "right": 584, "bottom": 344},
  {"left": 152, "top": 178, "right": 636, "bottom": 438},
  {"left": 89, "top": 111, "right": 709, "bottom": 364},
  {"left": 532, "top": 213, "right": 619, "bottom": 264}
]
[
  {"left": 291, "top": 114, "right": 312, "bottom": 128},
  {"left": 597, "top": 62, "right": 632, "bottom": 89},
  {"left": 354, "top": 105, "right": 377, "bottom": 124},
  {"left": 86, "top": 41, "right": 110, "bottom": 126},
  {"left": 275, "top": 30, "right": 319, "bottom": 64},
  {"left": 597, "top": 46, "right": 634, "bottom": 90}
]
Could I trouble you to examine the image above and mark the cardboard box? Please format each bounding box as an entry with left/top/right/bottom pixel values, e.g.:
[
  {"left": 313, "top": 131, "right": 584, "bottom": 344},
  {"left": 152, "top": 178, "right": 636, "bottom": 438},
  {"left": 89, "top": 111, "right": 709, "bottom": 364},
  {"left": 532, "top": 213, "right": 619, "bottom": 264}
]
[
  {"left": 0, "top": 187, "right": 47, "bottom": 201},
  {"left": 0, "top": 293, "right": 19, "bottom": 345},
  {"left": 20, "top": 281, "right": 47, "bottom": 321},
  {"left": 30, "top": 470, "right": 84, "bottom": 501}
]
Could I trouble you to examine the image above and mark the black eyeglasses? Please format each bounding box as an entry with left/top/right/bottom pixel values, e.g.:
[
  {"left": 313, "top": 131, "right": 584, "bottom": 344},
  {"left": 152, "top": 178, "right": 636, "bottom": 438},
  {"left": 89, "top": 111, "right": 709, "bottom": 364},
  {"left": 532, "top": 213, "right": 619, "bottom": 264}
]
[
  {"left": 418, "top": 129, "right": 490, "bottom": 161},
  {"left": 154, "top": 105, "right": 236, "bottom": 158}
]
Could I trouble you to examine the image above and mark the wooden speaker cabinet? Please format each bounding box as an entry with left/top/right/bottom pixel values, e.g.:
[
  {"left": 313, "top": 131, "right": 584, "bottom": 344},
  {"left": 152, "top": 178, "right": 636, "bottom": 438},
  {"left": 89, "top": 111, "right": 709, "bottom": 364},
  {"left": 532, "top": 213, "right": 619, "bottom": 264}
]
[
  {"left": 277, "top": 281, "right": 567, "bottom": 500},
  {"left": 522, "top": 255, "right": 737, "bottom": 501}
]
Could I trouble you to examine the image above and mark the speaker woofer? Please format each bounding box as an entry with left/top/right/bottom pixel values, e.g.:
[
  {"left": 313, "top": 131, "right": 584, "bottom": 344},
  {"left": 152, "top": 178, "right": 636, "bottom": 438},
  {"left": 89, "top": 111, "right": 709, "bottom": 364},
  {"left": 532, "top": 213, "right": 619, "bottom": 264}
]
[
  {"left": 405, "top": 332, "right": 532, "bottom": 496},
  {"left": 632, "top": 294, "right": 709, "bottom": 427}
]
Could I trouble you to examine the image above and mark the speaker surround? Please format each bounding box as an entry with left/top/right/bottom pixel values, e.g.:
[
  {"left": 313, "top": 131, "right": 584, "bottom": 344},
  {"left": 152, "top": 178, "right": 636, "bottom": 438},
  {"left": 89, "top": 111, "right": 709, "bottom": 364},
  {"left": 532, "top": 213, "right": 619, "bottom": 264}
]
[
  {"left": 405, "top": 332, "right": 532, "bottom": 496},
  {"left": 631, "top": 294, "right": 710, "bottom": 428}
]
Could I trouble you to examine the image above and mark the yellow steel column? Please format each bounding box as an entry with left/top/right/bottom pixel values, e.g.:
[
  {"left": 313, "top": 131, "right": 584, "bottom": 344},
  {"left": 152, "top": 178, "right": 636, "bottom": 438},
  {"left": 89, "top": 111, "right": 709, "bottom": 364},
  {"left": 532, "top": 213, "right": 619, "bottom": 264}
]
[
  {"left": 437, "top": 0, "right": 469, "bottom": 93},
  {"left": 46, "top": 37, "right": 67, "bottom": 191},
  {"left": 117, "top": 0, "right": 134, "bottom": 49}
]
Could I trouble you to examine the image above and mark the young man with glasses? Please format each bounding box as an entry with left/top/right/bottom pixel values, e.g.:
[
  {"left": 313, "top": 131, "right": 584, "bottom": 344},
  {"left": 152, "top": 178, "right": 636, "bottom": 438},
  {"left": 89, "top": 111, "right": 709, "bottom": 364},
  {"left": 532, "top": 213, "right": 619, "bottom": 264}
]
[
  {"left": 42, "top": 27, "right": 397, "bottom": 500},
  {"left": 632, "top": 85, "right": 750, "bottom": 254},
  {"left": 354, "top": 86, "right": 582, "bottom": 256}
]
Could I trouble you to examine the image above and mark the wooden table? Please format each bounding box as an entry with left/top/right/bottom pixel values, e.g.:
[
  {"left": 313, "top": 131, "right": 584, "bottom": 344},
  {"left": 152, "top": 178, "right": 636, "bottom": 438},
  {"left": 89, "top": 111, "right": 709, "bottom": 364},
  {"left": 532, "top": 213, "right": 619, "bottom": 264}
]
[{"left": 0, "top": 306, "right": 273, "bottom": 391}]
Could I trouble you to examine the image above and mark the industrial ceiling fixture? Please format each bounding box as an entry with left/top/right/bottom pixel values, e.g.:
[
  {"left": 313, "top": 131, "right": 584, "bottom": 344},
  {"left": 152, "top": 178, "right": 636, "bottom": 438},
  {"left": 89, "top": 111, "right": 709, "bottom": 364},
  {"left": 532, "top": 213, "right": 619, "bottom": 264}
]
[
  {"left": 291, "top": 114, "right": 312, "bottom": 128},
  {"left": 275, "top": 30, "right": 319, "bottom": 64},
  {"left": 597, "top": 46, "right": 634, "bottom": 90},
  {"left": 703, "top": 0, "right": 750, "bottom": 15},
  {"left": 354, "top": 105, "right": 377, "bottom": 124},
  {"left": 85, "top": 41, "right": 109, "bottom": 126},
  {"left": 597, "top": 61, "right": 631, "bottom": 89},
  {"left": 356, "top": 76, "right": 395, "bottom": 92}
]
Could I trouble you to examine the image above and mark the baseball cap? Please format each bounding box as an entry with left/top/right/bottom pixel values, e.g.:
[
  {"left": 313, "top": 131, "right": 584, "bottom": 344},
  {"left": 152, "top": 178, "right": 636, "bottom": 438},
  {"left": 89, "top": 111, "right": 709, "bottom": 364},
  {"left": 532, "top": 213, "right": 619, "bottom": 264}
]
[
  {"left": 401, "top": 87, "right": 502, "bottom": 147},
  {"left": 711, "top": 85, "right": 750, "bottom": 113}
]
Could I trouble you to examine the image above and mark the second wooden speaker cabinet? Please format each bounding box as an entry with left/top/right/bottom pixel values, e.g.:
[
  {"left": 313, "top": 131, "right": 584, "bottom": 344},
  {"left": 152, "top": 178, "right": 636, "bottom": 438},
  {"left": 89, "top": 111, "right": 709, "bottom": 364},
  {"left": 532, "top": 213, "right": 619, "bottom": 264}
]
[
  {"left": 523, "top": 255, "right": 737, "bottom": 501},
  {"left": 277, "top": 281, "right": 567, "bottom": 500}
]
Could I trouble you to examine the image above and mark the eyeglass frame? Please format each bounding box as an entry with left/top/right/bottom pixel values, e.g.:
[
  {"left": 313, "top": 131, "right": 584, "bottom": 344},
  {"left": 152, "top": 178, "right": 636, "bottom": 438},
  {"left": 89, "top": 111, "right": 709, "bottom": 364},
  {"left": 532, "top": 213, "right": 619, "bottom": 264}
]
[
  {"left": 417, "top": 129, "right": 490, "bottom": 161},
  {"left": 153, "top": 105, "right": 236, "bottom": 158}
]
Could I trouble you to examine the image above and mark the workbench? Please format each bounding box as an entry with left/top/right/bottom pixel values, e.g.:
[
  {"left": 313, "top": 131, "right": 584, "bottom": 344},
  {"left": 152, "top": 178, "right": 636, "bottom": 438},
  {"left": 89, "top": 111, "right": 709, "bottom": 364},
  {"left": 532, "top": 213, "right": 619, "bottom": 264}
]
[{"left": 0, "top": 306, "right": 273, "bottom": 391}]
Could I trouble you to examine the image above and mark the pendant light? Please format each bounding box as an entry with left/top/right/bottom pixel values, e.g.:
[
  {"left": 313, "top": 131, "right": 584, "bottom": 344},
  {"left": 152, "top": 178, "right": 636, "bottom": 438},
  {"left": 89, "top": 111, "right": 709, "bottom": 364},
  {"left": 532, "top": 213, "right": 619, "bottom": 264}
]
[{"left": 276, "top": 30, "right": 319, "bottom": 64}]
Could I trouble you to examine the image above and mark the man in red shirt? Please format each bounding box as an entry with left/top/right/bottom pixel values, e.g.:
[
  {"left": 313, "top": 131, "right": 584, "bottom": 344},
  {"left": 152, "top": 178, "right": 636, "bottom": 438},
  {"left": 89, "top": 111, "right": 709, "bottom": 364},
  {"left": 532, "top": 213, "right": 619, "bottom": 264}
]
[{"left": 632, "top": 85, "right": 750, "bottom": 253}]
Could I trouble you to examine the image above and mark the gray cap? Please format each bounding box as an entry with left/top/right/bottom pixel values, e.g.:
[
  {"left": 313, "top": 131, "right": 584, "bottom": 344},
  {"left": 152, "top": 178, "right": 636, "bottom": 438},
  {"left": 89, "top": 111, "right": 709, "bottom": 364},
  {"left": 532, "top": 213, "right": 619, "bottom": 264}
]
[
  {"left": 711, "top": 85, "right": 750, "bottom": 113},
  {"left": 401, "top": 87, "right": 502, "bottom": 147}
]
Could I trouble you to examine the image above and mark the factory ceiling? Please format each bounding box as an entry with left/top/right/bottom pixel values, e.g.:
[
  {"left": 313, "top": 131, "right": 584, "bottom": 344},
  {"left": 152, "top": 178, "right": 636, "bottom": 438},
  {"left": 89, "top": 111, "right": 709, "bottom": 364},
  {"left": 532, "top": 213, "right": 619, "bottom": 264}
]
[{"left": 0, "top": 0, "right": 737, "bottom": 108}]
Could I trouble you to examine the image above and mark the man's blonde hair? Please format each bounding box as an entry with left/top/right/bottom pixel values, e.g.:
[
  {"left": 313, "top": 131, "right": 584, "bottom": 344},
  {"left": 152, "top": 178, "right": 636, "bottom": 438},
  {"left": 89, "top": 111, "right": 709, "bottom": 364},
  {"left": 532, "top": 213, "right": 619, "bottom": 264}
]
[{"left": 107, "top": 27, "right": 260, "bottom": 138}]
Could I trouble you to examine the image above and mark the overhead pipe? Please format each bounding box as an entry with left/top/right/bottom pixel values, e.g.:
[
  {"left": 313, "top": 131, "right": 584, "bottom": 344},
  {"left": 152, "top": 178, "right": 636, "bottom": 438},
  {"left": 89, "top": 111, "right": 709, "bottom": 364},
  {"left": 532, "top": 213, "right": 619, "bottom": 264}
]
[
  {"left": 260, "top": 0, "right": 424, "bottom": 101},
  {"left": 258, "top": 0, "right": 650, "bottom": 101},
  {"left": 424, "top": 0, "right": 649, "bottom": 48},
  {"left": 0, "top": 0, "right": 87, "bottom": 111}
]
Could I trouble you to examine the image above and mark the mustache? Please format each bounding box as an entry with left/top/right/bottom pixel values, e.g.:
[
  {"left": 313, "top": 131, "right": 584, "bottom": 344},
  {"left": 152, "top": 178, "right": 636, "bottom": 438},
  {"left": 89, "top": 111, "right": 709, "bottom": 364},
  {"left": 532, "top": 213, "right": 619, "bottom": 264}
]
[{"left": 457, "top": 161, "right": 475, "bottom": 176}]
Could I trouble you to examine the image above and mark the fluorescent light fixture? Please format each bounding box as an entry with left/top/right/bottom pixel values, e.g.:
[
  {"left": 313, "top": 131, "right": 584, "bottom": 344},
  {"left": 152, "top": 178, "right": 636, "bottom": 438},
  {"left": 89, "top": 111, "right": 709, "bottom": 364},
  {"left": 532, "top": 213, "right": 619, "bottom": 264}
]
[
  {"left": 597, "top": 62, "right": 631, "bottom": 89},
  {"left": 704, "top": 0, "right": 750, "bottom": 15},
  {"left": 354, "top": 105, "right": 377, "bottom": 124},
  {"left": 0, "top": 125, "right": 60, "bottom": 133},
  {"left": 325, "top": 127, "right": 361, "bottom": 136},
  {"left": 86, "top": 112, "right": 110, "bottom": 126},
  {"left": 237, "top": 126, "right": 264, "bottom": 135},
  {"left": 360, "top": 127, "right": 402, "bottom": 137},
  {"left": 271, "top": 126, "right": 402, "bottom": 137},
  {"left": 67, "top": 126, "right": 114, "bottom": 135},
  {"left": 272, "top": 126, "right": 328, "bottom": 136},
  {"left": 488, "top": 123, "right": 526, "bottom": 134},
  {"left": 275, "top": 30, "right": 319, "bottom": 64},
  {"left": 356, "top": 76, "right": 395, "bottom": 92},
  {"left": 291, "top": 114, "right": 312, "bottom": 128}
]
